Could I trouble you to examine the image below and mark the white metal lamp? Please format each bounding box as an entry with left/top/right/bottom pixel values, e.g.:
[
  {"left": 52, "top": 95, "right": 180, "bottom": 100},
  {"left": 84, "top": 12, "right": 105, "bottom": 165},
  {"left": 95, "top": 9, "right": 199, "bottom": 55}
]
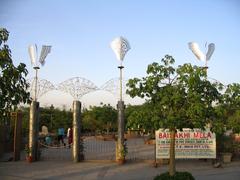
[
  {"left": 110, "top": 36, "right": 130, "bottom": 101},
  {"left": 188, "top": 42, "right": 215, "bottom": 71},
  {"left": 28, "top": 44, "right": 51, "bottom": 101}
]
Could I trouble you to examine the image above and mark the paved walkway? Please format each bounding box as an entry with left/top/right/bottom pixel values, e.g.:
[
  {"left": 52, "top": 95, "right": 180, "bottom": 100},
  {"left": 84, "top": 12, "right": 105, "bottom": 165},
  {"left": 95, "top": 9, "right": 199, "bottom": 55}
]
[{"left": 0, "top": 159, "right": 240, "bottom": 180}]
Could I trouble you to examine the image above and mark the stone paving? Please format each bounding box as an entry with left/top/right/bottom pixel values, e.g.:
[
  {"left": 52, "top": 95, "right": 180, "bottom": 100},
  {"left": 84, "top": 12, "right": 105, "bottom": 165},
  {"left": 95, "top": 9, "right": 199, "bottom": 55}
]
[
  {"left": 0, "top": 159, "right": 240, "bottom": 180},
  {"left": 1, "top": 137, "right": 240, "bottom": 179}
]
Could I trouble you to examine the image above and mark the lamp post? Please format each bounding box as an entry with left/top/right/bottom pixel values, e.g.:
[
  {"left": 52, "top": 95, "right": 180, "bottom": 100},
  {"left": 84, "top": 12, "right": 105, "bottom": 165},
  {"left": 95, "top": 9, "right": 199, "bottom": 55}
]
[
  {"left": 28, "top": 44, "right": 51, "bottom": 161},
  {"left": 111, "top": 36, "right": 130, "bottom": 162},
  {"left": 28, "top": 44, "right": 51, "bottom": 101}
]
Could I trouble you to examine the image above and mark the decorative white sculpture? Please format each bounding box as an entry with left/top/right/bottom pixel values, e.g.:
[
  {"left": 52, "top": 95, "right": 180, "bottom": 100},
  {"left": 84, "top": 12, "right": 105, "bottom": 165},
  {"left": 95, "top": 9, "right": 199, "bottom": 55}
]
[
  {"left": 110, "top": 36, "right": 131, "bottom": 63},
  {"left": 27, "top": 78, "right": 55, "bottom": 100},
  {"left": 206, "top": 43, "right": 215, "bottom": 61},
  {"left": 28, "top": 44, "right": 51, "bottom": 68},
  {"left": 28, "top": 44, "right": 52, "bottom": 100},
  {"left": 28, "top": 44, "right": 38, "bottom": 66},
  {"left": 188, "top": 42, "right": 215, "bottom": 70},
  {"left": 110, "top": 36, "right": 131, "bottom": 101},
  {"left": 57, "top": 77, "right": 98, "bottom": 101},
  {"left": 188, "top": 42, "right": 205, "bottom": 61}
]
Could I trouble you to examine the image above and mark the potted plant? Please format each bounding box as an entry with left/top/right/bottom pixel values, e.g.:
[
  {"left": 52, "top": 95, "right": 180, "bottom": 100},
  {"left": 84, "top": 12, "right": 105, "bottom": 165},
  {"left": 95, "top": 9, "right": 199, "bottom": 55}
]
[{"left": 25, "top": 145, "right": 32, "bottom": 163}]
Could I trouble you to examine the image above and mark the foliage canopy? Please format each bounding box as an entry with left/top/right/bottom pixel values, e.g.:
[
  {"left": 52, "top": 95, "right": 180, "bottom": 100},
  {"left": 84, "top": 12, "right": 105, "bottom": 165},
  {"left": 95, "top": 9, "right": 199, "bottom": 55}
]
[
  {"left": 127, "top": 55, "right": 221, "bottom": 131},
  {"left": 0, "top": 28, "right": 30, "bottom": 124}
]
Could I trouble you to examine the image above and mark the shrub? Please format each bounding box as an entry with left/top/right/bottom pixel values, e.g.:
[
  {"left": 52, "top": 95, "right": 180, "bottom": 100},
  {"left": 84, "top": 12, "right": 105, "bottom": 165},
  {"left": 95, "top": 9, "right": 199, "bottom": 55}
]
[
  {"left": 24, "top": 145, "right": 31, "bottom": 156},
  {"left": 154, "top": 171, "right": 195, "bottom": 180}
]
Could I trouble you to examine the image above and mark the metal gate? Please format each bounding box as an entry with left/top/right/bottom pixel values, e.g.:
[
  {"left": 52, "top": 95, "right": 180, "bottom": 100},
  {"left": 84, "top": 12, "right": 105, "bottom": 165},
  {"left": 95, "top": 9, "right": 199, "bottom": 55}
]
[
  {"left": 39, "top": 137, "right": 71, "bottom": 161},
  {"left": 126, "top": 137, "right": 155, "bottom": 162},
  {"left": 83, "top": 136, "right": 116, "bottom": 161},
  {"left": 38, "top": 136, "right": 155, "bottom": 162}
]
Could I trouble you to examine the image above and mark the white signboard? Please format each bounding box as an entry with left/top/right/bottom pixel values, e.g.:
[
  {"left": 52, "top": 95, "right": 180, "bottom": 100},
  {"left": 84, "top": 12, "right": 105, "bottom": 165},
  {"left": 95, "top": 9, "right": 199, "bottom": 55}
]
[{"left": 156, "top": 128, "right": 216, "bottom": 159}]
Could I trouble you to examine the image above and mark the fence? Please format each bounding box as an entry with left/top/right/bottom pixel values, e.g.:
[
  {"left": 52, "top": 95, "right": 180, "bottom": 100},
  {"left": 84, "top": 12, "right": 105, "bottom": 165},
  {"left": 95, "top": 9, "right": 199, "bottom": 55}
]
[{"left": 38, "top": 136, "right": 155, "bottom": 162}]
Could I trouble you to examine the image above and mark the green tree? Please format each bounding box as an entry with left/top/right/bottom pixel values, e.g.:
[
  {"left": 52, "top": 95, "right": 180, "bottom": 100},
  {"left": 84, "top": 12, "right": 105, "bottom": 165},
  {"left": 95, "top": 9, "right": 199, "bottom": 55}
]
[
  {"left": 82, "top": 104, "right": 117, "bottom": 134},
  {"left": 127, "top": 55, "right": 221, "bottom": 176},
  {"left": 227, "top": 110, "right": 240, "bottom": 133},
  {"left": 211, "top": 83, "right": 240, "bottom": 137},
  {"left": 46, "top": 107, "right": 72, "bottom": 133},
  {"left": 0, "top": 28, "right": 30, "bottom": 124},
  {"left": 82, "top": 108, "right": 101, "bottom": 133},
  {"left": 222, "top": 83, "right": 240, "bottom": 133},
  {"left": 19, "top": 105, "right": 72, "bottom": 136},
  {"left": 125, "top": 103, "right": 159, "bottom": 136}
]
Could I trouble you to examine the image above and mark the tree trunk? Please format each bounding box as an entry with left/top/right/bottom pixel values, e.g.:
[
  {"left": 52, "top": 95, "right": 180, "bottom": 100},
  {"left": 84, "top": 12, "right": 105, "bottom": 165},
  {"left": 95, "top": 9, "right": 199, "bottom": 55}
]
[{"left": 169, "top": 128, "right": 176, "bottom": 176}]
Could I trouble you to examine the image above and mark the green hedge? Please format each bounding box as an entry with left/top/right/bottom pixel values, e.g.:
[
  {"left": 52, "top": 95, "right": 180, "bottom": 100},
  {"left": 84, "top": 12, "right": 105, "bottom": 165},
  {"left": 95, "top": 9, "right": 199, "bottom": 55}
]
[{"left": 154, "top": 171, "right": 195, "bottom": 180}]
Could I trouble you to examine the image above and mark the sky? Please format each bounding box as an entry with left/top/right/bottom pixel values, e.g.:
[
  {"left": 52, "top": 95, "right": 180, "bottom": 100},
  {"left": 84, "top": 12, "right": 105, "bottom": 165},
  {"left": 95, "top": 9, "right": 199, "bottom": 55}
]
[{"left": 1, "top": 0, "right": 240, "bottom": 108}]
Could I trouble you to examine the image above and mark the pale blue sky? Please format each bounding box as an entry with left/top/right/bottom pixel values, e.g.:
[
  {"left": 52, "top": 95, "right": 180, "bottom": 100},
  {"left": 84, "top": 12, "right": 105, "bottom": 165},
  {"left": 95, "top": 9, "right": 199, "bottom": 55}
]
[{"left": 1, "top": 0, "right": 240, "bottom": 107}]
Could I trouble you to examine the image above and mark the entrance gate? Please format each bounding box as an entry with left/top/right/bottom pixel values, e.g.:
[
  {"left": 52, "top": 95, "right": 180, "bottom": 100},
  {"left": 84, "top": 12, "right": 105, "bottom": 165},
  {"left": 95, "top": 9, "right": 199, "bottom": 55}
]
[
  {"left": 39, "top": 137, "right": 155, "bottom": 162},
  {"left": 83, "top": 137, "right": 116, "bottom": 161},
  {"left": 38, "top": 137, "right": 117, "bottom": 161},
  {"left": 39, "top": 143, "right": 71, "bottom": 161},
  {"left": 126, "top": 138, "right": 155, "bottom": 162},
  {"left": 28, "top": 77, "right": 155, "bottom": 163}
]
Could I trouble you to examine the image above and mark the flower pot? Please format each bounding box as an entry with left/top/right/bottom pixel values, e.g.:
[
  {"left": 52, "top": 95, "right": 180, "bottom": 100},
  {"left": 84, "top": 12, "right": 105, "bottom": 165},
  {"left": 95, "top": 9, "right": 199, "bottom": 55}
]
[
  {"left": 117, "top": 159, "right": 125, "bottom": 165},
  {"left": 222, "top": 153, "right": 232, "bottom": 163},
  {"left": 26, "top": 156, "right": 32, "bottom": 163}
]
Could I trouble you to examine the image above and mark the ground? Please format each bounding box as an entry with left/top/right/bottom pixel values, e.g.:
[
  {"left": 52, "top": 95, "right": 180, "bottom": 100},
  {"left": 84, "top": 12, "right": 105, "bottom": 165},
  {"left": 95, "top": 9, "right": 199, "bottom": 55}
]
[
  {"left": 1, "top": 137, "right": 239, "bottom": 179},
  {"left": 0, "top": 159, "right": 240, "bottom": 180}
]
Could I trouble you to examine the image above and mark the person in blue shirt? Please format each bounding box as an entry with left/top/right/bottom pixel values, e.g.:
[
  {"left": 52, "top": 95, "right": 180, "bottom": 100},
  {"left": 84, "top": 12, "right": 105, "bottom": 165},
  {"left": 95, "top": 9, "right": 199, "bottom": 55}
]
[
  {"left": 57, "top": 127, "right": 65, "bottom": 146},
  {"left": 45, "top": 135, "right": 51, "bottom": 145}
]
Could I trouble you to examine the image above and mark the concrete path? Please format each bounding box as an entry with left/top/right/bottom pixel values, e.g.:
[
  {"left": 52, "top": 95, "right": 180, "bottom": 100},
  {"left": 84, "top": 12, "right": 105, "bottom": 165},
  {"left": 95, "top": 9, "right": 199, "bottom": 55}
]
[{"left": 0, "top": 160, "right": 240, "bottom": 180}]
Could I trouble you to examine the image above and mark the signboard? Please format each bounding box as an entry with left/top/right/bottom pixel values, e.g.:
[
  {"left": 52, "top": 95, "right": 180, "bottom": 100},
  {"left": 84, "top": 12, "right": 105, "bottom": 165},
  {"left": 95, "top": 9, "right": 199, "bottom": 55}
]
[{"left": 156, "top": 128, "right": 216, "bottom": 159}]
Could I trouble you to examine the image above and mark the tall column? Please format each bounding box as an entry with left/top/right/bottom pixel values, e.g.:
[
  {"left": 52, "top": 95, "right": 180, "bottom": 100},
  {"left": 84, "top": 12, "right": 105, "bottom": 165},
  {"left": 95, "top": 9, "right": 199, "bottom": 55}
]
[
  {"left": 118, "top": 65, "right": 124, "bottom": 101},
  {"left": 72, "top": 100, "right": 82, "bottom": 162},
  {"left": 29, "top": 101, "right": 39, "bottom": 161},
  {"left": 116, "top": 100, "right": 125, "bottom": 161}
]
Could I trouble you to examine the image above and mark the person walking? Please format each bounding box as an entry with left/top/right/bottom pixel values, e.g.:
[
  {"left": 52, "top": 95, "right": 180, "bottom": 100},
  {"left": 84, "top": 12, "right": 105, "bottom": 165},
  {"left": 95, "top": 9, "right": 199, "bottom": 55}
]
[{"left": 57, "top": 127, "right": 65, "bottom": 146}]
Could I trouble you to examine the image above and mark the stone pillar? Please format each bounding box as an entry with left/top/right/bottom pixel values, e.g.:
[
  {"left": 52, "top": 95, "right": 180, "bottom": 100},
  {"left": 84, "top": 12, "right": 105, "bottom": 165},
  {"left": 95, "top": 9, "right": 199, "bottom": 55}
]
[
  {"left": 29, "top": 101, "right": 39, "bottom": 161},
  {"left": 116, "top": 100, "right": 125, "bottom": 161},
  {"left": 72, "top": 100, "right": 82, "bottom": 162},
  {"left": 13, "top": 111, "right": 22, "bottom": 161}
]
